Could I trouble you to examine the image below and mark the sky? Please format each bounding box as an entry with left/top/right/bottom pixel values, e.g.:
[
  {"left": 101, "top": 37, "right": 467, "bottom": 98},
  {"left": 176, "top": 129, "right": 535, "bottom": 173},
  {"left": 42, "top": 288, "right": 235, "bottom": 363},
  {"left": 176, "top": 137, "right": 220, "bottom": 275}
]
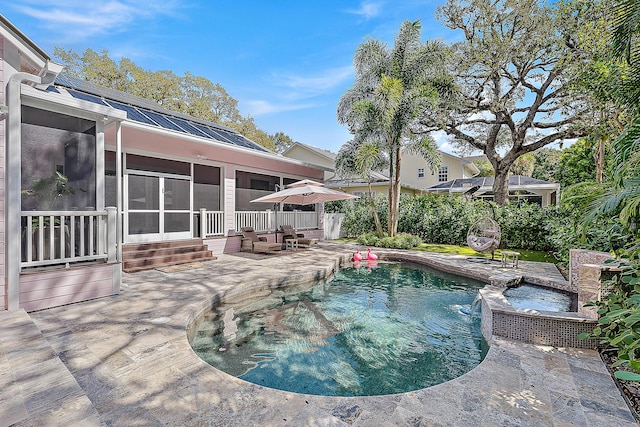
[{"left": 2, "top": 0, "right": 460, "bottom": 154}]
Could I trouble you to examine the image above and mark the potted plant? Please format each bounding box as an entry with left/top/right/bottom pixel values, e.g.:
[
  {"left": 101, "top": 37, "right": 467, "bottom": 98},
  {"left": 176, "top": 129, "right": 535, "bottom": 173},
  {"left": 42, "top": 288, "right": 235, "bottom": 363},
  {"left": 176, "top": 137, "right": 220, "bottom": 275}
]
[{"left": 21, "top": 172, "right": 75, "bottom": 261}]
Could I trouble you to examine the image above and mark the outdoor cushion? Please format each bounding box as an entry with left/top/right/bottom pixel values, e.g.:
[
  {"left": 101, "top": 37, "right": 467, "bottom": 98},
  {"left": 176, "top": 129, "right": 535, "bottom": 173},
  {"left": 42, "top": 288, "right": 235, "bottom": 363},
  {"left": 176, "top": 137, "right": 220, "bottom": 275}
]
[
  {"left": 240, "top": 226, "right": 281, "bottom": 253},
  {"left": 280, "top": 225, "right": 316, "bottom": 246}
]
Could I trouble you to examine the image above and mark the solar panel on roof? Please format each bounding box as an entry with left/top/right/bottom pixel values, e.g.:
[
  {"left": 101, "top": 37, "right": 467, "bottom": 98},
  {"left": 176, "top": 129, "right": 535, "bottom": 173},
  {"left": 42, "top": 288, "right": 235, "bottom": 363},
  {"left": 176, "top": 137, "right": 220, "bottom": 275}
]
[
  {"left": 203, "top": 127, "right": 234, "bottom": 143},
  {"left": 66, "top": 89, "right": 109, "bottom": 106},
  {"left": 54, "top": 73, "right": 270, "bottom": 153},
  {"left": 190, "top": 123, "right": 225, "bottom": 140},
  {"left": 104, "top": 100, "right": 158, "bottom": 126},
  {"left": 167, "top": 116, "right": 210, "bottom": 139},
  {"left": 140, "top": 109, "right": 187, "bottom": 133}
]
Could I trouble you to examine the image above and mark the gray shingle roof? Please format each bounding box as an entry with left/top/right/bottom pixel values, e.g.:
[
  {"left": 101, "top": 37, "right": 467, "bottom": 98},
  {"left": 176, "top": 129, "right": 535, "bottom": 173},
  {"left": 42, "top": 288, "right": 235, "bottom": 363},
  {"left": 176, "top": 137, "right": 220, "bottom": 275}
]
[{"left": 429, "top": 175, "right": 557, "bottom": 190}]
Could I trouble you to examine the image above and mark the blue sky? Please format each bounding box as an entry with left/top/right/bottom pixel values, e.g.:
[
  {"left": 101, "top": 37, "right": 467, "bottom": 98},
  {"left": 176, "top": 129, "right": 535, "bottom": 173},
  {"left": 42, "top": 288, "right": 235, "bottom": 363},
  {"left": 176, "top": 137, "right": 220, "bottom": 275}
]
[{"left": 3, "top": 1, "right": 458, "bottom": 154}]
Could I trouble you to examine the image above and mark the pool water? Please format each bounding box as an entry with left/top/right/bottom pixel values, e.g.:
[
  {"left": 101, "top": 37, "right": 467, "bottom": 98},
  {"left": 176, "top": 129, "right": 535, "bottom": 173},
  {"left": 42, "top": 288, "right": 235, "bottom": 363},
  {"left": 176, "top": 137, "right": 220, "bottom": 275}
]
[
  {"left": 188, "top": 262, "right": 488, "bottom": 396},
  {"left": 503, "top": 284, "right": 573, "bottom": 312}
]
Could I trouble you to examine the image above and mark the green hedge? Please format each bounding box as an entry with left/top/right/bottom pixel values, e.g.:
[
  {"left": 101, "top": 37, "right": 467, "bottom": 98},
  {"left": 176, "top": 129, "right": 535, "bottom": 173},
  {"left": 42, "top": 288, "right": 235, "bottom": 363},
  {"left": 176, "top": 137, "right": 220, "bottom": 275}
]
[{"left": 341, "top": 193, "right": 560, "bottom": 252}]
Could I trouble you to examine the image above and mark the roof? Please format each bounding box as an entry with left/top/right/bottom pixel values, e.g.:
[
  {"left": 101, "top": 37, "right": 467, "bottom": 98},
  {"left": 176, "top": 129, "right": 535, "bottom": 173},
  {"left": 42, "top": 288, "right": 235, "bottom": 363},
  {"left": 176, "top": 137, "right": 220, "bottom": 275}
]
[
  {"left": 429, "top": 175, "right": 559, "bottom": 191},
  {"left": 52, "top": 74, "right": 270, "bottom": 153},
  {"left": 283, "top": 141, "right": 337, "bottom": 161},
  {"left": 0, "top": 14, "right": 50, "bottom": 61}
]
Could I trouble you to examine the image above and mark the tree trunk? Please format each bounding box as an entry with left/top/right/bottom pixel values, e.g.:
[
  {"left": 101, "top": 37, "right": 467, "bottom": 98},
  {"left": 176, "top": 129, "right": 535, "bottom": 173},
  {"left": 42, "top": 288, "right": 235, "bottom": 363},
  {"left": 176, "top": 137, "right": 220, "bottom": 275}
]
[
  {"left": 493, "top": 168, "right": 510, "bottom": 206},
  {"left": 595, "top": 135, "right": 606, "bottom": 183},
  {"left": 390, "top": 147, "right": 402, "bottom": 237},
  {"left": 367, "top": 181, "right": 385, "bottom": 235},
  {"left": 387, "top": 150, "right": 394, "bottom": 237}
]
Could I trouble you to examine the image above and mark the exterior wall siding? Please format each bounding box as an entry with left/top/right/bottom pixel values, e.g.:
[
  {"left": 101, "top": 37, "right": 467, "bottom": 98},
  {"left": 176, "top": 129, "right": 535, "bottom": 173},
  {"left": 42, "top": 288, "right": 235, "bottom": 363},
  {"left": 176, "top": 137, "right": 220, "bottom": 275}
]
[
  {"left": 19, "top": 264, "right": 117, "bottom": 312},
  {"left": 0, "top": 36, "right": 5, "bottom": 309}
]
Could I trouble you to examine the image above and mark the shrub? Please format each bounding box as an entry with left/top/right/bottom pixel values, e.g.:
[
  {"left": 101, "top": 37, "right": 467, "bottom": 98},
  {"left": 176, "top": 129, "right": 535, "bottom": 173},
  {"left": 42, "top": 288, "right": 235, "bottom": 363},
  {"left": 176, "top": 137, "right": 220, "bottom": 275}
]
[
  {"left": 357, "top": 232, "right": 422, "bottom": 249},
  {"left": 341, "top": 196, "right": 388, "bottom": 237}
]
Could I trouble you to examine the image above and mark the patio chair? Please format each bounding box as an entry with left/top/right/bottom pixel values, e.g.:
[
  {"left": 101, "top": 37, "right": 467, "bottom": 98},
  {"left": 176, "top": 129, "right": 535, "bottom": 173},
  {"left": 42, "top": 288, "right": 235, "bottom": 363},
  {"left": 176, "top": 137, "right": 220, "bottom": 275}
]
[
  {"left": 240, "top": 227, "right": 282, "bottom": 254},
  {"left": 280, "top": 225, "right": 318, "bottom": 247},
  {"left": 467, "top": 216, "right": 501, "bottom": 259}
]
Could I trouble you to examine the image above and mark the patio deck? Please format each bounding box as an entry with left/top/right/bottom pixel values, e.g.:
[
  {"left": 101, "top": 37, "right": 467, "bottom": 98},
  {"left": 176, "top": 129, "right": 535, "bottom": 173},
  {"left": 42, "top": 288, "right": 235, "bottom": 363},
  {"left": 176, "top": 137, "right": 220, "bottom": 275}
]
[{"left": 0, "top": 243, "right": 636, "bottom": 426}]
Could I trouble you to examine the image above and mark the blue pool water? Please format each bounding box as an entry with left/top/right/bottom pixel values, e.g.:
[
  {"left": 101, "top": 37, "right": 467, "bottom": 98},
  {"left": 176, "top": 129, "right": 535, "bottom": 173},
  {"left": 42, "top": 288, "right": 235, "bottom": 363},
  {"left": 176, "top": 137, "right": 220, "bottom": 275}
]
[{"left": 188, "top": 262, "right": 488, "bottom": 396}]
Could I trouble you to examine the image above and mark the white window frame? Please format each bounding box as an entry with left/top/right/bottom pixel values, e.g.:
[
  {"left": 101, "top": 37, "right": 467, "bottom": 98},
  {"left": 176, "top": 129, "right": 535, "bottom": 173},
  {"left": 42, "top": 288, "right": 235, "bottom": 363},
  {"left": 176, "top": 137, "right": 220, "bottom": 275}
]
[{"left": 438, "top": 166, "right": 449, "bottom": 182}]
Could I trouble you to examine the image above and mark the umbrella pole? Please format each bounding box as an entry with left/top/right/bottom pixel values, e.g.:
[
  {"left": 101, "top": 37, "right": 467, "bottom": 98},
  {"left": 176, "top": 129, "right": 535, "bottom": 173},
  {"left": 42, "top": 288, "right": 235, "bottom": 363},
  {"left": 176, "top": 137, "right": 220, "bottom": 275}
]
[{"left": 274, "top": 202, "right": 279, "bottom": 242}]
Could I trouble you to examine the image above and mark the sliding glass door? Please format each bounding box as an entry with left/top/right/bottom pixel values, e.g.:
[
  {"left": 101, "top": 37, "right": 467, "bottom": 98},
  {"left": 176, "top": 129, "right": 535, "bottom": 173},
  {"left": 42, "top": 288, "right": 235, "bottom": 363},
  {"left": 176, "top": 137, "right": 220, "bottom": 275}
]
[{"left": 126, "top": 172, "right": 191, "bottom": 242}]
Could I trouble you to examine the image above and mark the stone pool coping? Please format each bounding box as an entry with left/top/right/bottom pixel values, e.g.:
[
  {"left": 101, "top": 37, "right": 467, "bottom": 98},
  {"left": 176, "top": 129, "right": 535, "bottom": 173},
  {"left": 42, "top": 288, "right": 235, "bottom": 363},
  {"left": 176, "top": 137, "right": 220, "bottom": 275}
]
[{"left": 0, "top": 243, "right": 636, "bottom": 426}]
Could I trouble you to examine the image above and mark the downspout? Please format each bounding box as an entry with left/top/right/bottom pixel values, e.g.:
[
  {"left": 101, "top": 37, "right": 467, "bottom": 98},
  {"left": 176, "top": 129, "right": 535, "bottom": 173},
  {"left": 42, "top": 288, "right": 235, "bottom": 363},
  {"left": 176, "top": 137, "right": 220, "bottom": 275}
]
[{"left": 5, "top": 62, "right": 61, "bottom": 311}]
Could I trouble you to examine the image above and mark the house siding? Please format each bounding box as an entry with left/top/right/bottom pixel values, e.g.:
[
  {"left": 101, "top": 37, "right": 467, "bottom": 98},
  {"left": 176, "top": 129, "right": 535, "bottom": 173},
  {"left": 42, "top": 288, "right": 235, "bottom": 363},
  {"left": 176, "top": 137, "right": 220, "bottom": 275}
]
[
  {"left": 0, "top": 36, "right": 5, "bottom": 308},
  {"left": 18, "top": 264, "right": 117, "bottom": 312}
]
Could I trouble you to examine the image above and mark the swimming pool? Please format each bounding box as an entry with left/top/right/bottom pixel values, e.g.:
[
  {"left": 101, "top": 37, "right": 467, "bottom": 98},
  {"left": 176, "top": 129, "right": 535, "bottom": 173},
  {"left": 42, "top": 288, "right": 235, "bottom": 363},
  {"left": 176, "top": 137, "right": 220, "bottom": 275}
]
[{"left": 188, "top": 261, "right": 488, "bottom": 396}]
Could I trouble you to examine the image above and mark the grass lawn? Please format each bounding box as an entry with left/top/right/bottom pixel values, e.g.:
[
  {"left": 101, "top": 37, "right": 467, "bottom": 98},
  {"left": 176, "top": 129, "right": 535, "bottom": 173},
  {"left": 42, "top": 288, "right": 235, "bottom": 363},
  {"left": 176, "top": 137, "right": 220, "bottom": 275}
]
[
  {"left": 413, "top": 243, "right": 556, "bottom": 263},
  {"left": 337, "top": 239, "right": 556, "bottom": 263}
]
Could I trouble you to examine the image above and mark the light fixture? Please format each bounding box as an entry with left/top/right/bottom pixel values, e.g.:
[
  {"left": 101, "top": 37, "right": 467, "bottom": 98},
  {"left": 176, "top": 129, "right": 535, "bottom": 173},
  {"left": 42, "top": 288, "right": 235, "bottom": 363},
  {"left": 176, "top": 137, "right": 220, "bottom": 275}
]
[
  {"left": 0, "top": 105, "right": 9, "bottom": 114},
  {"left": 196, "top": 154, "right": 208, "bottom": 160}
]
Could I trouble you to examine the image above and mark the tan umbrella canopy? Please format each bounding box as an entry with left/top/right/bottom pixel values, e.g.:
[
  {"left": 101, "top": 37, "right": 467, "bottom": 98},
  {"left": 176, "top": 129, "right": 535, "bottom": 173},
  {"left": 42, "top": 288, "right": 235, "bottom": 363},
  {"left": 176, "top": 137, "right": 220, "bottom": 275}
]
[{"left": 250, "top": 180, "right": 357, "bottom": 206}]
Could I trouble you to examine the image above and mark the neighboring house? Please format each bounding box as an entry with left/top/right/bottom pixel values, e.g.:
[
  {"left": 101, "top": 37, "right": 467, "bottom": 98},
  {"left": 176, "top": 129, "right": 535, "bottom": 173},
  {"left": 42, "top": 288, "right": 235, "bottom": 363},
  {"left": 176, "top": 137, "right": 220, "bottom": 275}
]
[
  {"left": 283, "top": 141, "right": 479, "bottom": 198},
  {"left": 427, "top": 175, "right": 560, "bottom": 207},
  {"left": 282, "top": 141, "right": 335, "bottom": 181},
  {"left": 1, "top": 15, "right": 325, "bottom": 312},
  {"left": 401, "top": 151, "right": 479, "bottom": 189}
]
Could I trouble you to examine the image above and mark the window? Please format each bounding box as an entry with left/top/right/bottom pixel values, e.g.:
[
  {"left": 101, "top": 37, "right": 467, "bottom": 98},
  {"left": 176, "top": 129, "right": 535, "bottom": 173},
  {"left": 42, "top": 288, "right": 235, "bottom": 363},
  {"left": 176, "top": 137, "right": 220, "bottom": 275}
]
[
  {"left": 417, "top": 168, "right": 425, "bottom": 179},
  {"left": 235, "top": 171, "right": 280, "bottom": 211},
  {"left": 438, "top": 166, "right": 449, "bottom": 182},
  {"left": 194, "top": 164, "right": 221, "bottom": 211},
  {"left": 21, "top": 106, "right": 96, "bottom": 211}
]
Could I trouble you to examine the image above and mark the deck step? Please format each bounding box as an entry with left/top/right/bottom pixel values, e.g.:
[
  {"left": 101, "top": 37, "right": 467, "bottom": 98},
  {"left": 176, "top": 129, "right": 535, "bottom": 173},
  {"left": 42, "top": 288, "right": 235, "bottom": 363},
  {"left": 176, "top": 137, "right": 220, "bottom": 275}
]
[{"left": 122, "top": 240, "right": 214, "bottom": 272}]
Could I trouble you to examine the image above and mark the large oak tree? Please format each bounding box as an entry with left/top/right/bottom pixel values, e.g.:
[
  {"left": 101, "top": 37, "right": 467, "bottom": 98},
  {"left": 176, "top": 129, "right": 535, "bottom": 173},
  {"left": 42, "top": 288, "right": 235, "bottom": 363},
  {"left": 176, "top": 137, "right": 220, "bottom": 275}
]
[{"left": 421, "top": 0, "right": 594, "bottom": 204}]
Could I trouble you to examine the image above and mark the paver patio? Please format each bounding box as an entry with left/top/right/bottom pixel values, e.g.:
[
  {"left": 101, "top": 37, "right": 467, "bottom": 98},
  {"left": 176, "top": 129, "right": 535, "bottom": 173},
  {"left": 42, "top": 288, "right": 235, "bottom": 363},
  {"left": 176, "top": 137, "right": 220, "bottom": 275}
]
[{"left": 0, "top": 243, "right": 636, "bottom": 426}]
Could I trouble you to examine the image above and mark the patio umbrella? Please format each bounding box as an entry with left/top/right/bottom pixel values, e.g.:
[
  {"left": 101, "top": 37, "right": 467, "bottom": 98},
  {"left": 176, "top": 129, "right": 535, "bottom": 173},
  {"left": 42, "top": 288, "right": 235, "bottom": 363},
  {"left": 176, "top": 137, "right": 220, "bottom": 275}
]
[
  {"left": 250, "top": 183, "right": 357, "bottom": 206},
  {"left": 250, "top": 179, "right": 357, "bottom": 241}
]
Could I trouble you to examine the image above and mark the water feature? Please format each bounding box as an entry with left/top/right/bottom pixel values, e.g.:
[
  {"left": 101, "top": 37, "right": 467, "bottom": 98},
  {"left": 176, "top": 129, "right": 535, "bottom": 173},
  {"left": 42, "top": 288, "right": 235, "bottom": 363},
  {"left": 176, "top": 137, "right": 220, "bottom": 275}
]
[
  {"left": 188, "top": 262, "right": 488, "bottom": 396},
  {"left": 503, "top": 283, "right": 574, "bottom": 312}
]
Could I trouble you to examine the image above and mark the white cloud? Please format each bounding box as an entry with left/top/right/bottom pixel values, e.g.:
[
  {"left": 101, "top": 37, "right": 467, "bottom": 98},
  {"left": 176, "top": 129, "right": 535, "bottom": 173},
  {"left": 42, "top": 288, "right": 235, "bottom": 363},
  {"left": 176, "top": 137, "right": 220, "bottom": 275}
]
[
  {"left": 345, "top": 1, "right": 383, "bottom": 20},
  {"left": 11, "top": 1, "right": 185, "bottom": 39},
  {"left": 275, "top": 66, "right": 354, "bottom": 101},
  {"left": 242, "top": 100, "right": 317, "bottom": 116}
]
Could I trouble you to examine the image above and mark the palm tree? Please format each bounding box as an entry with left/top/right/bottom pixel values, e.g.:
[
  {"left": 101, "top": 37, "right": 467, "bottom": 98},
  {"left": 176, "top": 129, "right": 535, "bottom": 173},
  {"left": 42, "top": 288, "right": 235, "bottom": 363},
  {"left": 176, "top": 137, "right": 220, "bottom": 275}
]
[
  {"left": 335, "top": 140, "right": 386, "bottom": 235},
  {"left": 337, "top": 20, "right": 445, "bottom": 237}
]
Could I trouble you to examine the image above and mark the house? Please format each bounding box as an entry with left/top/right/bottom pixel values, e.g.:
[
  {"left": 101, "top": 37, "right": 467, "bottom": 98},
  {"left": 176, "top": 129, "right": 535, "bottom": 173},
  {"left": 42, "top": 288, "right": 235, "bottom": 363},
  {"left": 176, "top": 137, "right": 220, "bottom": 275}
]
[
  {"left": 1, "top": 14, "right": 325, "bottom": 312},
  {"left": 427, "top": 175, "right": 560, "bottom": 207},
  {"left": 283, "top": 141, "right": 479, "bottom": 198},
  {"left": 282, "top": 141, "right": 335, "bottom": 181}
]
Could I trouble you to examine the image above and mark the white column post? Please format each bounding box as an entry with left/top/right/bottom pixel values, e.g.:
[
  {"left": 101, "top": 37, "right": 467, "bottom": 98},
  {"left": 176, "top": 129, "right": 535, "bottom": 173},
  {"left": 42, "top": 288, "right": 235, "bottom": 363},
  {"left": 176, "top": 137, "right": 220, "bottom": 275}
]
[
  {"left": 106, "top": 207, "right": 117, "bottom": 263},
  {"left": 6, "top": 73, "right": 40, "bottom": 311},
  {"left": 200, "top": 208, "right": 207, "bottom": 238}
]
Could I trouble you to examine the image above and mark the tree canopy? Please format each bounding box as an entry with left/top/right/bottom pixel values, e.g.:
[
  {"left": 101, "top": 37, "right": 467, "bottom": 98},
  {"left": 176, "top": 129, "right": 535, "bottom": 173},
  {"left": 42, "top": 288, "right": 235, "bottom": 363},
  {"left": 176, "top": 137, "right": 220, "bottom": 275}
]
[{"left": 416, "top": 0, "right": 597, "bottom": 205}]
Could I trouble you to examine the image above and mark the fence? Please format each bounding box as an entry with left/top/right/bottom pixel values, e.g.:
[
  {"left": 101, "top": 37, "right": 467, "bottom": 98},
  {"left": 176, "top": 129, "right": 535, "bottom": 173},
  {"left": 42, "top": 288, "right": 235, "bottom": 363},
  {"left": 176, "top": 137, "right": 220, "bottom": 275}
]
[
  {"left": 21, "top": 208, "right": 117, "bottom": 268},
  {"left": 231, "top": 210, "right": 319, "bottom": 234}
]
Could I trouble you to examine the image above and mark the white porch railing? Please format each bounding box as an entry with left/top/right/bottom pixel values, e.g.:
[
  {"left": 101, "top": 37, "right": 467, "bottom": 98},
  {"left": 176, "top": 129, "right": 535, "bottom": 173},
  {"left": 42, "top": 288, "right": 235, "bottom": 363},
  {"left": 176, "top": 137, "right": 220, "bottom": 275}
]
[
  {"left": 198, "top": 209, "right": 225, "bottom": 237},
  {"left": 21, "top": 208, "right": 117, "bottom": 269},
  {"left": 235, "top": 211, "right": 273, "bottom": 232},
  {"left": 233, "top": 210, "right": 318, "bottom": 233},
  {"left": 278, "top": 211, "right": 318, "bottom": 230}
]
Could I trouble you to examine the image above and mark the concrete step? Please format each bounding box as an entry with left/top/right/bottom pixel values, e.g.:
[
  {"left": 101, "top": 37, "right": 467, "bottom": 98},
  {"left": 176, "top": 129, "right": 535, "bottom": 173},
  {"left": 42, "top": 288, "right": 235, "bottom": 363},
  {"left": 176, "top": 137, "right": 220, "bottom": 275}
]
[
  {"left": 122, "top": 239, "right": 203, "bottom": 253},
  {"left": 122, "top": 241, "right": 214, "bottom": 273}
]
